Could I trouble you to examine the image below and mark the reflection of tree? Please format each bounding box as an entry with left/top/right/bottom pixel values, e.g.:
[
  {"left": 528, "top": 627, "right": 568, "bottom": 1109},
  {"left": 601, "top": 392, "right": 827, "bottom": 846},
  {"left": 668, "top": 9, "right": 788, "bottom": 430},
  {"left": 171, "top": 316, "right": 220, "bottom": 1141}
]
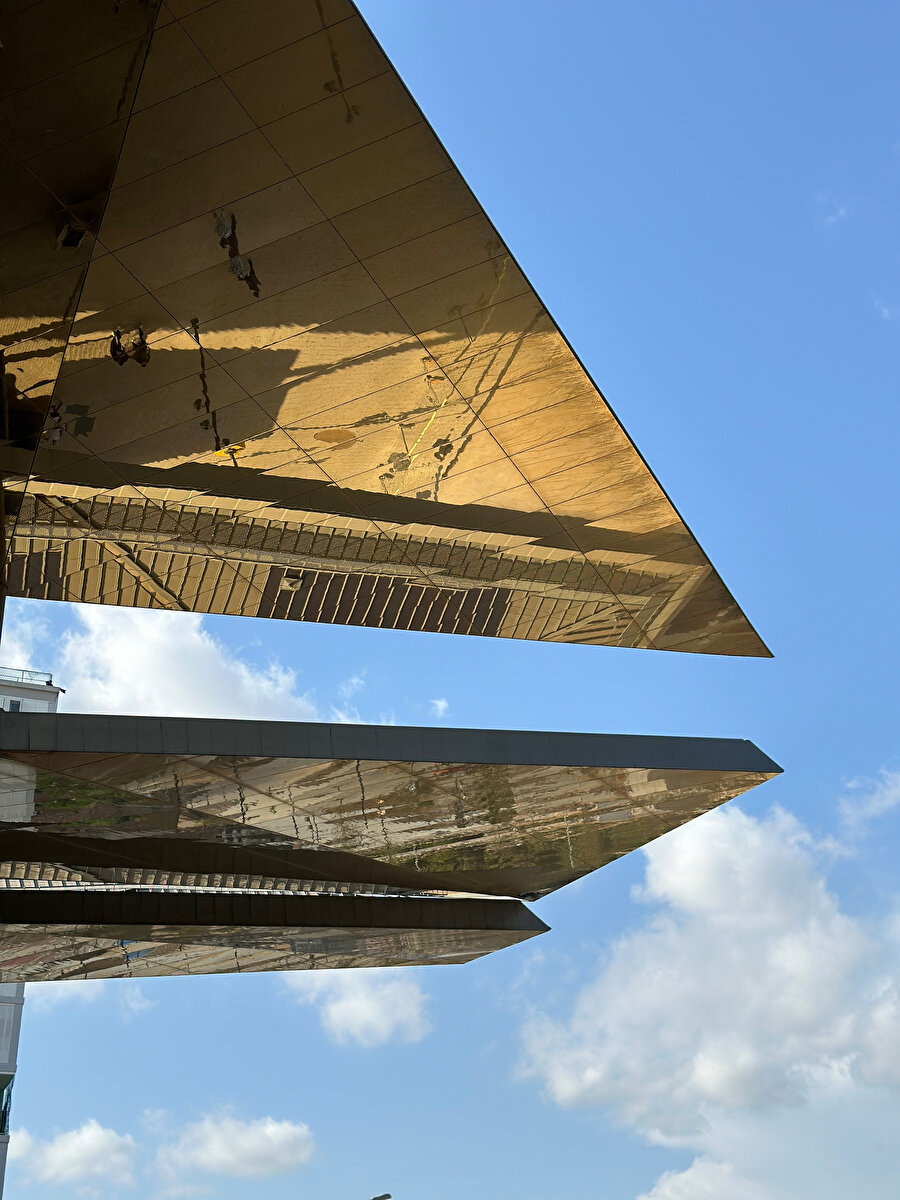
[
  {"left": 461, "top": 764, "right": 517, "bottom": 827},
  {"left": 33, "top": 770, "right": 181, "bottom": 833}
]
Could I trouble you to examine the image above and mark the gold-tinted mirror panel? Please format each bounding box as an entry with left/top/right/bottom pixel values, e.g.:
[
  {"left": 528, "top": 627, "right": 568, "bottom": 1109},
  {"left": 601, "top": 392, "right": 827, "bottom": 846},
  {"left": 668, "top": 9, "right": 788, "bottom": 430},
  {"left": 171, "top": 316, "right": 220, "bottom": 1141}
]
[
  {"left": 1, "top": 1, "right": 768, "bottom": 655},
  {"left": 0, "top": 713, "right": 780, "bottom": 980}
]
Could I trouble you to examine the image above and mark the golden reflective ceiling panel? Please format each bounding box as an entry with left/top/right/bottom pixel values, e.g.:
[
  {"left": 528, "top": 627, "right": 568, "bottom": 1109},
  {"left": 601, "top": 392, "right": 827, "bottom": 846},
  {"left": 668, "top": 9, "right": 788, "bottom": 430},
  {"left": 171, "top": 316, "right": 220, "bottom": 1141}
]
[
  {"left": 0, "top": 713, "right": 780, "bottom": 980},
  {"left": 1, "top": 0, "right": 769, "bottom": 655},
  {"left": 0, "top": 714, "right": 781, "bottom": 902}
]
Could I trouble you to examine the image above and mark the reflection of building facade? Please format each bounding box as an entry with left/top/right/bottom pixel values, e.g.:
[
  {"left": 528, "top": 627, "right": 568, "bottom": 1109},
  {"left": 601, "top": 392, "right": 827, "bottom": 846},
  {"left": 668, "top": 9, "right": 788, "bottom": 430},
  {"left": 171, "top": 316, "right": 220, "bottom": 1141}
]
[
  {"left": 1, "top": 0, "right": 778, "bottom": 997},
  {"left": 0, "top": 669, "right": 61, "bottom": 1200}
]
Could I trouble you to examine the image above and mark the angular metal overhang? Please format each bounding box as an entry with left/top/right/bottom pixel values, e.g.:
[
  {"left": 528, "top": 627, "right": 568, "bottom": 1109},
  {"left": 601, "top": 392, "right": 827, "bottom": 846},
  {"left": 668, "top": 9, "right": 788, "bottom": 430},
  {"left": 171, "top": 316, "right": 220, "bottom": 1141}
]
[
  {"left": 1, "top": 0, "right": 770, "bottom": 655},
  {"left": 0, "top": 713, "right": 780, "bottom": 980}
]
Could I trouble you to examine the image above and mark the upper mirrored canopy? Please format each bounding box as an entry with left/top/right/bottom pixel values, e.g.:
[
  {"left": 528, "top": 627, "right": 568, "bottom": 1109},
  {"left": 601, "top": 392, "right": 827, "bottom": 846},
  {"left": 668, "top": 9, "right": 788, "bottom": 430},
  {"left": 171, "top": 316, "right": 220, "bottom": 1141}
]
[{"left": 1, "top": 0, "right": 769, "bottom": 655}]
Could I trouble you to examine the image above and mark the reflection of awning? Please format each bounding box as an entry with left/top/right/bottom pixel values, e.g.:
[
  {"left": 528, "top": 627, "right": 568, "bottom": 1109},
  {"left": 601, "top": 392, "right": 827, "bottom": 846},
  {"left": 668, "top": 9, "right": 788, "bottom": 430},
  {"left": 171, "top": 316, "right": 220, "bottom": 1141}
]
[
  {"left": 0, "top": 712, "right": 780, "bottom": 981},
  {"left": 2, "top": 0, "right": 769, "bottom": 656}
]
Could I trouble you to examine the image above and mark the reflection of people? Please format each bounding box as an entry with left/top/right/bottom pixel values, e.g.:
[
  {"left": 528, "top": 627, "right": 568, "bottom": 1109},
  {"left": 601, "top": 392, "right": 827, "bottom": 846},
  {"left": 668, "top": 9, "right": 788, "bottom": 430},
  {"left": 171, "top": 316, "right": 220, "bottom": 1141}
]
[
  {"left": 109, "top": 328, "right": 128, "bottom": 366},
  {"left": 131, "top": 326, "right": 151, "bottom": 367},
  {"left": 228, "top": 254, "right": 261, "bottom": 298},
  {"left": 214, "top": 209, "right": 232, "bottom": 248},
  {"left": 229, "top": 254, "right": 249, "bottom": 280},
  {"left": 244, "top": 258, "right": 261, "bottom": 299},
  {"left": 43, "top": 403, "right": 64, "bottom": 446}
]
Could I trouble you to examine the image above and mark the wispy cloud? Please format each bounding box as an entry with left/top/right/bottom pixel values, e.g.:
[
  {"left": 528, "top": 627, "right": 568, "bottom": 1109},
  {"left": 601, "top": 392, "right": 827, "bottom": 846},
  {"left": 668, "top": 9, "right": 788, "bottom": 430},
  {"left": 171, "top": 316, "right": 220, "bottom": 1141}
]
[
  {"left": 637, "top": 1156, "right": 765, "bottom": 1200},
  {"left": 26, "top": 980, "right": 107, "bottom": 1012},
  {"left": 329, "top": 701, "right": 363, "bottom": 723},
  {"left": 839, "top": 768, "right": 900, "bottom": 834},
  {"left": 430, "top": 697, "right": 450, "bottom": 719},
  {"left": 118, "top": 982, "right": 156, "bottom": 1020},
  {"left": 338, "top": 673, "right": 366, "bottom": 700},
  {"left": 815, "top": 192, "right": 850, "bottom": 227}
]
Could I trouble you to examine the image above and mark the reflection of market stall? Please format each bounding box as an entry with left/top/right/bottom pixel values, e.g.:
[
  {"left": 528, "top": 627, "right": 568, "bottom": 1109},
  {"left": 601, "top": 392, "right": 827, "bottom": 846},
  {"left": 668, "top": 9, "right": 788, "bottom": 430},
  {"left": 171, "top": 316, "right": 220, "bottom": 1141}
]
[{"left": 0, "top": 713, "right": 780, "bottom": 981}]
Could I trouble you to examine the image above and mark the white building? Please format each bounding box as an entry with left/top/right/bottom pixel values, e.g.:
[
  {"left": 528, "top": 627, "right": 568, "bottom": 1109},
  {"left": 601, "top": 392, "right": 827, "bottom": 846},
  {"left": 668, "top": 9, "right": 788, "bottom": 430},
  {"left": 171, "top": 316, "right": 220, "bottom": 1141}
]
[
  {"left": 0, "top": 666, "right": 62, "bottom": 1198},
  {"left": 0, "top": 667, "right": 63, "bottom": 715}
]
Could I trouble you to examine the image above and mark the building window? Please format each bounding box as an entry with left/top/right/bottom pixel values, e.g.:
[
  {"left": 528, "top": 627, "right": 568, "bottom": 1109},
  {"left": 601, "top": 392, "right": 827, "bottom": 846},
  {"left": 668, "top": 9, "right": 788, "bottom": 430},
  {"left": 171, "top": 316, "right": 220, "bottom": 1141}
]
[
  {"left": 0, "top": 1076, "right": 13, "bottom": 1135},
  {"left": 8, "top": 700, "right": 20, "bottom": 712}
]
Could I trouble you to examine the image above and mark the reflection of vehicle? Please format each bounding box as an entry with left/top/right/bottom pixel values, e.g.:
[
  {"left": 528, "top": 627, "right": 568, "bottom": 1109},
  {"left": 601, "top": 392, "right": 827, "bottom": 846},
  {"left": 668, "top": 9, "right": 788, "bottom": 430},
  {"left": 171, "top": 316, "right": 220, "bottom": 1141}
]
[{"left": 431, "top": 764, "right": 466, "bottom": 778}]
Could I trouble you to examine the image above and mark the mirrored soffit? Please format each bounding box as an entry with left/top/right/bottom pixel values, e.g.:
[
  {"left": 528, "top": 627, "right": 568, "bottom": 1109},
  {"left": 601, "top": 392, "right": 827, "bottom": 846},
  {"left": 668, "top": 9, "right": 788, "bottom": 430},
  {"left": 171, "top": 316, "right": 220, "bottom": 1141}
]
[
  {"left": 1, "top": 0, "right": 770, "bottom": 655},
  {"left": 0, "top": 714, "right": 780, "bottom": 980}
]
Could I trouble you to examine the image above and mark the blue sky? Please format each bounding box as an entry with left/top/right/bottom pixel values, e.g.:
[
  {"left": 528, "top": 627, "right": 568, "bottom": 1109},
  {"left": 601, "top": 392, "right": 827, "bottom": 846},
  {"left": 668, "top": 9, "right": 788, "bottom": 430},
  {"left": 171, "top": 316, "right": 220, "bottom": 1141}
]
[{"left": 3, "top": 1, "right": 900, "bottom": 1196}]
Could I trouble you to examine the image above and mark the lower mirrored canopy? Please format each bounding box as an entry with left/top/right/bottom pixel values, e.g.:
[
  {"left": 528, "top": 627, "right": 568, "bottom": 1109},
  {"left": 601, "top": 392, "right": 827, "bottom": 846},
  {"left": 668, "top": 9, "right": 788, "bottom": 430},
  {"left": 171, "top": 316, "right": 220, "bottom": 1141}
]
[{"left": 0, "top": 713, "right": 780, "bottom": 980}]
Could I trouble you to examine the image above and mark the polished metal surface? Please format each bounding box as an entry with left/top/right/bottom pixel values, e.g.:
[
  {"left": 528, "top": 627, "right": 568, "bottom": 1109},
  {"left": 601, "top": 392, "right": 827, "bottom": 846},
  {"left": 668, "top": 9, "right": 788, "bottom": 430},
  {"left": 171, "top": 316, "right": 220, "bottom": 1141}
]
[
  {"left": 1, "top": 0, "right": 769, "bottom": 655},
  {"left": 0, "top": 713, "right": 780, "bottom": 980},
  {"left": 0, "top": 890, "right": 548, "bottom": 982}
]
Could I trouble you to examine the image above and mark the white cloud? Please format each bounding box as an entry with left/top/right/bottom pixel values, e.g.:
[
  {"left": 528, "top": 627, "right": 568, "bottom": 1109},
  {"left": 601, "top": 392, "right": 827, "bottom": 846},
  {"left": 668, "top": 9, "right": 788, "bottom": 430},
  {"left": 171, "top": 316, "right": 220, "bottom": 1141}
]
[
  {"left": 338, "top": 673, "right": 365, "bottom": 699},
  {"left": 522, "top": 806, "right": 883, "bottom": 1133},
  {"left": 637, "top": 1157, "right": 765, "bottom": 1200},
  {"left": 1, "top": 600, "right": 393, "bottom": 725},
  {"left": 329, "top": 701, "right": 363, "bottom": 723},
  {"left": 520, "top": 803, "right": 900, "bottom": 1198},
  {"left": 839, "top": 769, "right": 900, "bottom": 833},
  {"left": 284, "top": 967, "right": 431, "bottom": 1047},
  {"left": 430, "top": 698, "right": 449, "bottom": 719},
  {"left": 46, "top": 605, "right": 317, "bottom": 720},
  {"left": 118, "top": 982, "right": 155, "bottom": 1019},
  {"left": 152, "top": 1186, "right": 213, "bottom": 1199},
  {"left": 26, "top": 979, "right": 107, "bottom": 1012},
  {"left": 141, "top": 1109, "right": 169, "bottom": 1135},
  {"left": 9, "top": 1119, "right": 136, "bottom": 1187},
  {"left": 157, "top": 1114, "right": 313, "bottom": 1179},
  {"left": 816, "top": 192, "right": 849, "bottom": 226},
  {"left": 25, "top": 979, "right": 156, "bottom": 1023},
  {"left": 0, "top": 603, "right": 45, "bottom": 673}
]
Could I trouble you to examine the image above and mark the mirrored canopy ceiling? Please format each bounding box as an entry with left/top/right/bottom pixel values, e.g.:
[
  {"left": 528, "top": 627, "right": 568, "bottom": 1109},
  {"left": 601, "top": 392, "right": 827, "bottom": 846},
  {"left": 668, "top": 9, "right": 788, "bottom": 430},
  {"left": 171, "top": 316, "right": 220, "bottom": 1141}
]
[
  {"left": 1, "top": 0, "right": 770, "bottom": 655},
  {"left": 0, "top": 713, "right": 780, "bottom": 980}
]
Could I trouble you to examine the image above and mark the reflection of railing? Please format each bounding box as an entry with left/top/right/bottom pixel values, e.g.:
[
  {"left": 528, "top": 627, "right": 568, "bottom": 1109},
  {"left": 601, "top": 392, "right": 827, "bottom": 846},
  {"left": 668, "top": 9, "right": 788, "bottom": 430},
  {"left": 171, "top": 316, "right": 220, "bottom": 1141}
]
[{"left": 0, "top": 667, "right": 52, "bottom": 686}]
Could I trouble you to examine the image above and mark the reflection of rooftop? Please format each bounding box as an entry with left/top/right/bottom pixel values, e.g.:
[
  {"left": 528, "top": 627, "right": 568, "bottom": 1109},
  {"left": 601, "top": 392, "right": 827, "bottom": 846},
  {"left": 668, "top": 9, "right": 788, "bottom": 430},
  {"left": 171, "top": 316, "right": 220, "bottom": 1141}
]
[
  {"left": 2, "top": 0, "right": 769, "bottom": 656},
  {"left": 0, "top": 712, "right": 780, "bottom": 982}
]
